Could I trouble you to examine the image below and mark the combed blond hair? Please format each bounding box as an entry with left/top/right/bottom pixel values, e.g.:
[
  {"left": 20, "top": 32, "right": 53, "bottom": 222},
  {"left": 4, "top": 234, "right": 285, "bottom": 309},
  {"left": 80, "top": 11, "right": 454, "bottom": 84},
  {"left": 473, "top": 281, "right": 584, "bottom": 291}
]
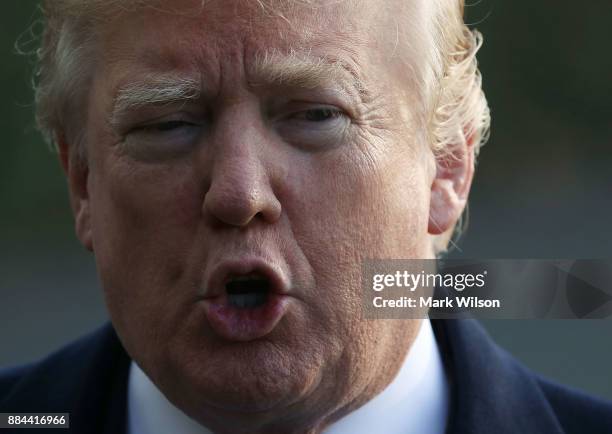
[{"left": 429, "top": 1, "right": 490, "bottom": 159}]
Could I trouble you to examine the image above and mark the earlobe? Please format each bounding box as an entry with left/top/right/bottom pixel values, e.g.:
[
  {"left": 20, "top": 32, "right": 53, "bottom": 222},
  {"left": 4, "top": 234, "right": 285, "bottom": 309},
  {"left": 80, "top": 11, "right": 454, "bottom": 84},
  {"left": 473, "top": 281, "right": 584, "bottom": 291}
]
[
  {"left": 75, "top": 196, "right": 93, "bottom": 252},
  {"left": 57, "top": 134, "right": 93, "bottom": 252},
  {"left": 428, "top": 143, "right": 475, "bottom": 235}
]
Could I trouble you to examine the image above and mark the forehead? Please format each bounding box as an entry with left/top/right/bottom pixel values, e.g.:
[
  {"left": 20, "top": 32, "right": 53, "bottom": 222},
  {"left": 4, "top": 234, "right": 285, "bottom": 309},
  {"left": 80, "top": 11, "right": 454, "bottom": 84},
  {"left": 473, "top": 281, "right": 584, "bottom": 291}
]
[
  {"left": 94, "top": 0, "right": 431, "bottom": 81},
  {"left": 100, "top": 1, "right": 373, "bottom": 64}
]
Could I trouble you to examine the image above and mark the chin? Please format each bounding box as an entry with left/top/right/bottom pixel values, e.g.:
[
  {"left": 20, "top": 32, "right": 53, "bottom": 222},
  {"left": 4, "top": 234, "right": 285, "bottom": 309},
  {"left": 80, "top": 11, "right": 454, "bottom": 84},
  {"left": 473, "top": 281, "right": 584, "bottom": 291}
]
[{"left": 159, "top": 330, "right": 325, "bottom": 416}]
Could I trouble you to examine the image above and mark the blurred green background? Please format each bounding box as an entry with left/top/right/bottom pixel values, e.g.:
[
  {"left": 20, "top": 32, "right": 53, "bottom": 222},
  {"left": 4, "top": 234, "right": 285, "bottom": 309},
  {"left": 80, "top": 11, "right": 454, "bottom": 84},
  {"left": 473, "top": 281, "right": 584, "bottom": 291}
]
[{"left": 1, "top": 1, "right": 611, "bottom": 398}]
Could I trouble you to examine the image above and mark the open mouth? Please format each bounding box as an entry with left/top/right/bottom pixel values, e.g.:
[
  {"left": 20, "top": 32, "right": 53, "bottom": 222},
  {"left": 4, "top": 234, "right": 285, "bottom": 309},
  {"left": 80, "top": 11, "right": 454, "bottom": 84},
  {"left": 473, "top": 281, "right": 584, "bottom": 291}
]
[
  {"left": 225, "top": 273, "right": 271, "bottom": 309},
  {"left": 203, "top": 261, "right": 291, "bottom": 341}
]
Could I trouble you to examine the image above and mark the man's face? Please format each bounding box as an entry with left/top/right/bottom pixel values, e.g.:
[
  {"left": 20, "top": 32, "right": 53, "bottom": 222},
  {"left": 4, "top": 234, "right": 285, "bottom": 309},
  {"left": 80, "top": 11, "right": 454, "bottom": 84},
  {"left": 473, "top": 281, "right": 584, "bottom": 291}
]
[{"left": 76, "top": 0, "right": 444, "bottom": 431}]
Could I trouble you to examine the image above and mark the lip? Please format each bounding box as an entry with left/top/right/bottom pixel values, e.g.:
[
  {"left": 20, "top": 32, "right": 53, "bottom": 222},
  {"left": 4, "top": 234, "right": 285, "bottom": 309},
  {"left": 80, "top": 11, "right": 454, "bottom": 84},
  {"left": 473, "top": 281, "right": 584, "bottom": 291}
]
[{"left": 202, "top": 258, "right": 291, "bottom": 341}]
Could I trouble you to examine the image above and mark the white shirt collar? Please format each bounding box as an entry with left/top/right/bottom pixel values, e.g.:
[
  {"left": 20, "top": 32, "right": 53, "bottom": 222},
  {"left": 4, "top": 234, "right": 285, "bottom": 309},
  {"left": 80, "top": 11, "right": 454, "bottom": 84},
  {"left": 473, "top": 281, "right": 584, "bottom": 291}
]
[{"left": 127, "top": 319, "right": 449, "bottom": 434}]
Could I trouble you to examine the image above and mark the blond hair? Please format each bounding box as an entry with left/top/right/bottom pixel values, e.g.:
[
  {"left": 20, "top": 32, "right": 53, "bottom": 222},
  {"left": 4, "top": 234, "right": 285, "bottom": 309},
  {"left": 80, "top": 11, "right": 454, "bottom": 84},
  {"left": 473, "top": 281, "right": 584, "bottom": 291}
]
[{"left": 427, "top": 1, "right": 490, "bottom": 255}]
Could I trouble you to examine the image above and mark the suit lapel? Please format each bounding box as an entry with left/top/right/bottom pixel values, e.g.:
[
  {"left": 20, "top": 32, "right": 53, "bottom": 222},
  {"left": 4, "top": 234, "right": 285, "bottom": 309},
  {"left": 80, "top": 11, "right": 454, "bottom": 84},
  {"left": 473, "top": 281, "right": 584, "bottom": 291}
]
[{"left": 432, "top": 319, "right": 565, "bottom": 434}]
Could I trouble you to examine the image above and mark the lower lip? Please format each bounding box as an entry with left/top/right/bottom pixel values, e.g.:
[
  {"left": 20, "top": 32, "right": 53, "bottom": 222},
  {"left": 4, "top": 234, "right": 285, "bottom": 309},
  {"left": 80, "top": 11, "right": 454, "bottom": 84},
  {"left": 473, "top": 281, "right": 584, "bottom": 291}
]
[{"left": 203, "top": 294, "right": 290, "bottom": 341}]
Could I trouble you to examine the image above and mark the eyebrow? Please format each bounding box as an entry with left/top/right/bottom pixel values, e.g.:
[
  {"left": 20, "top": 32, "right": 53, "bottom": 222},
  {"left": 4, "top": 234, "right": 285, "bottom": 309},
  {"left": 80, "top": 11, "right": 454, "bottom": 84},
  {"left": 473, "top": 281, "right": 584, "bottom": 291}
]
[
  {"left": 250, "top": 49, "right": 366, "bottom": 96},
  {"left": 110, "top": 51, "right": 366, "bottom": 125},
  {"left": 110, "top": 75, "right": 201, "bottom": 126}
]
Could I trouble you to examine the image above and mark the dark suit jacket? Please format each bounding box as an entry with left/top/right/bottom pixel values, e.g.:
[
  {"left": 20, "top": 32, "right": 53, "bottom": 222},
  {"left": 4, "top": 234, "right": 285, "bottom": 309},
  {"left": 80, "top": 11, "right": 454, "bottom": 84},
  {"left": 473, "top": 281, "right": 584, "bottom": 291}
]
[{"left": 1, "top": 320, "right": 611, "bottom": 434}]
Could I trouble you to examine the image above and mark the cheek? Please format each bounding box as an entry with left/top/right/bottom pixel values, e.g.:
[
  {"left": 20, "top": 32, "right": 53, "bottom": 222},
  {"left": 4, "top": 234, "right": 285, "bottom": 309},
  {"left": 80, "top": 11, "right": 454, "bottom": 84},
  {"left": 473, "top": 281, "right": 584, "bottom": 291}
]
[
  {"left": 89, "top": 159, "right": 203, "bottom": 325},
  {"left": 281, "top": 143, "right": 431, "bottom": 344},
  {"left": 289, "top": 145, "right": 431, "bottom": 268}
]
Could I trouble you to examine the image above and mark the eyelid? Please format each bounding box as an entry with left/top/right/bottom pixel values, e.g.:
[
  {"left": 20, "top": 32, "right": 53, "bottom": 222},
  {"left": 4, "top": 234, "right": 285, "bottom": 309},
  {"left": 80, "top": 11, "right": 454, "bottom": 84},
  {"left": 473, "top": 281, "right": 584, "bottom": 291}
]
[
  {"left": 138, "top": 110, "right": 200, "bottom": 126},
  {"left": 271, "top": 101, "right": 350, "bottom": 122},
  {"left": 111, "top": 103, "right": 205, "bottom": 133},
  {"left": 118, "top": 113, "right": 203, "bottom": 161},
  {"left": 271, "top": 104, "right": 352, "bottom": 152},
  {"left": 276, "top": 84, "right": 359, "bottom": 113},
  {"left": 133, "top": 117, "right": 197, "bottom": 133},
  {"left": 289, "top": 106, "right": 349, "bottom": 123}
]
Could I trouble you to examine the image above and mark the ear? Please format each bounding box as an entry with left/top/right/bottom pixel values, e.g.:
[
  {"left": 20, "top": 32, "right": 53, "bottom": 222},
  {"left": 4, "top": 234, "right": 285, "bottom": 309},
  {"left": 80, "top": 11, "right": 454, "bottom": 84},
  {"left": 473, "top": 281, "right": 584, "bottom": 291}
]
[
  {"left": 58, "top": 134, "right": 93, "bottom": 251},
  {"left": 428, "top": 136, "right": 476, "bottom": 235}
]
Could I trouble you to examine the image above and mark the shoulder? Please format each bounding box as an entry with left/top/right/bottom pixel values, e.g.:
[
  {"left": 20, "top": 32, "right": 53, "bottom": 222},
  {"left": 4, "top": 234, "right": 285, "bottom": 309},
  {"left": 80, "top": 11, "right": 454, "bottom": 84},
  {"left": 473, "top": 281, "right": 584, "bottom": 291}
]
[
  {"left": 0, "top": 363, "right": 35, "bottom": 397},
  {"left": 433, "top": 319, "right": 612, "bottom": 434},
  {"left": 536, "top": 375, "right": 612, "bottom": 434},
  {"left": 0, "top": 323, "right": 129, "bottom": 412}
]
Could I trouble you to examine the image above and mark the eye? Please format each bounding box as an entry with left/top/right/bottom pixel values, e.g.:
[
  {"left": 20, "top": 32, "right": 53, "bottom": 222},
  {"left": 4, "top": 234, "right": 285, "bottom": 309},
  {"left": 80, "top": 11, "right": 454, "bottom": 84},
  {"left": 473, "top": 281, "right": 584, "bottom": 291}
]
[
  {"left": 136, "top": 119, "right": 196, "bottom": 132},
  {"left": 121, "top": 117, "right": 202, "bottom": 161},
  {"left": 275, "top": 105, "right": 350, "bottom": 151},
  {"left": 294, "top": 108, "right": 344, "bottom": 122}
]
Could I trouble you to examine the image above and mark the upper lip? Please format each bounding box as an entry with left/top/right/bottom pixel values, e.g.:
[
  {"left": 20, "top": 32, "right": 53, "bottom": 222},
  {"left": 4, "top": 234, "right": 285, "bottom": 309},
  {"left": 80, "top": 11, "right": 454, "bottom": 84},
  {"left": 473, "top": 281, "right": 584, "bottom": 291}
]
[{"left": 204, "top": 257, "right": 290, "bottom": 299}]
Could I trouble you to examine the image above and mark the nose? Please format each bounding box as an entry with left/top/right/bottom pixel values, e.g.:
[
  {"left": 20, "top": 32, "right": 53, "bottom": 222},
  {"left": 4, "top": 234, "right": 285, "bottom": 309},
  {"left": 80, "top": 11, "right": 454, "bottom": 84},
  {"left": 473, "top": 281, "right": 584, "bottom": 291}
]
[{"left": 203, "top": 146, "right": 282, "bottom": 227}]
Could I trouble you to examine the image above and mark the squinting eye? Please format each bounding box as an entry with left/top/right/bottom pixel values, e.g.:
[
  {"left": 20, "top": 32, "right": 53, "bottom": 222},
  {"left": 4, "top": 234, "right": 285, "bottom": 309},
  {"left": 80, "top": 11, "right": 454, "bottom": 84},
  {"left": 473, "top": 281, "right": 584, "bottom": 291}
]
[
  {"left": 139, "top": 120, "right": 195, "bottom": 132},
  {"left": 121, "top": 117, "right": 202, "bottom": 161},
  {"left": 275, "top": 105, "right": 350, "bottom": 151},
  {"left": 295, "top": 108, "right": 343, "bottom": 122}
]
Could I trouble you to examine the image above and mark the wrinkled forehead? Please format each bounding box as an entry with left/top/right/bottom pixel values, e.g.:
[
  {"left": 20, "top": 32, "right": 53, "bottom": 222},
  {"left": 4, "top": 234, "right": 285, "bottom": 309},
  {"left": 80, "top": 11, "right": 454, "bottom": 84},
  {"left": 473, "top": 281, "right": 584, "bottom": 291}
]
[
  {"left": 94, "top": 0, "right": 432, "bottom": 68},
  {"left": 97, "top": 0, "right": 378, "bottom": 58},
  {"left": 92, "top": 0, "right": 435, "bottom": 101}
]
